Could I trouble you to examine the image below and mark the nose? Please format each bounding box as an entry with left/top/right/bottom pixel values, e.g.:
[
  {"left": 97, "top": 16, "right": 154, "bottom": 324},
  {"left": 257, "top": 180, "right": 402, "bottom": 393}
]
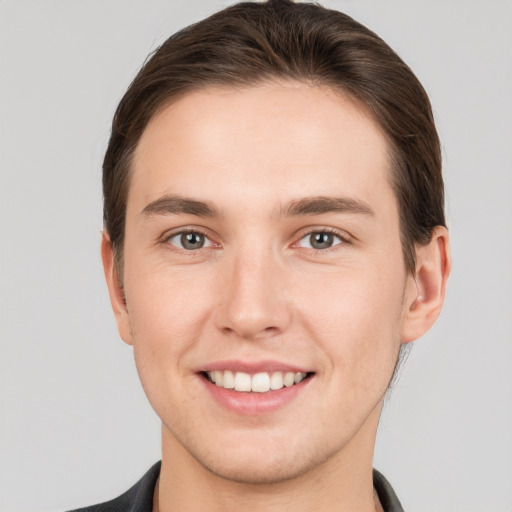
[{"left": 215, "top": 246, "right": 292, "bottom": 341}]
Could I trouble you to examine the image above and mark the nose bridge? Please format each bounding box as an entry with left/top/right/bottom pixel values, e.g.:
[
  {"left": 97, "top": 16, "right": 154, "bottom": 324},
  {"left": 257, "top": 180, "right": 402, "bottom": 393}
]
[{"left": 216, "top": 240, "right": 290, "bottom": 339}]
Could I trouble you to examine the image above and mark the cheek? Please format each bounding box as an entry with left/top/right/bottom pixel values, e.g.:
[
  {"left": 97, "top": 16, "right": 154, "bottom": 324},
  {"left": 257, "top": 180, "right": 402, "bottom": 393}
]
[
  {"left": 298, "top": 259, "right": 405, "bottom": 380},
  {"left": 125, "top": 267, "right": 215, "bottom": 420},
  {"left": 125, "top": 256, "right": 212, "bottom": 336},
  {"left": 123, "top": 261, "right": 216, "bottom": 388}
]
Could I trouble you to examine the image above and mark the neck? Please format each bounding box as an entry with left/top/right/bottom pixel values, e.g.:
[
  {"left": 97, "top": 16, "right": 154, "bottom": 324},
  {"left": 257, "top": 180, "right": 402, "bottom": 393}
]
[{"left": 156, "top": 404, "right": 383, "bottom": 512}]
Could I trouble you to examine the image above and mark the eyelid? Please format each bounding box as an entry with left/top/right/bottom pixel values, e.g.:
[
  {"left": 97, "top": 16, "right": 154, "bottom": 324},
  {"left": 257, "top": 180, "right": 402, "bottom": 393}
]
[
  {"left": 160, "top": 227, "right": 220, "bottom": 250},
  {"left": 292, "top": 227, "right": 352, "bottom": 249},
  {"left": 158, "top": 225, "right": 352, "bottom": 251}
]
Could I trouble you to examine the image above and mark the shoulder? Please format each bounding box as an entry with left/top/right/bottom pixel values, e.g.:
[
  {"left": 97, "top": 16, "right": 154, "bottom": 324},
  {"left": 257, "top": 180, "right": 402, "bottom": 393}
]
[
  {"left": 67, "top": 461, "right": 161, "bottom": 512},
  {"left": 373, "top": 469, "right": 405, "bottom": 512}
]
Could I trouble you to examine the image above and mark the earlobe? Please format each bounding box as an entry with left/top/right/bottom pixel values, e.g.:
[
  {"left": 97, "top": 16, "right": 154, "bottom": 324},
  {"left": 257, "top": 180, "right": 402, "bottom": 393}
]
[
  {"left": 401, "top": 226, "right": 451, "bottom": 343},
  {"left": 101, "top": 232, "right": 133, "bottom": 345}
]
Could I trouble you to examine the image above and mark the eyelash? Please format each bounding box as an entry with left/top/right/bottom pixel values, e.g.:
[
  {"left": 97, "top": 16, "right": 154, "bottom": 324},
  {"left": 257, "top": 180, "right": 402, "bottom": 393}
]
[
  {"left": 162, "top": 229, "right": 217, "bottom": 252},
  {"left": 294, "top": 228, "right": 349, "bottom": 251},
  {"left": 161, "top": 227, "right": 351, "bottom": 252}
]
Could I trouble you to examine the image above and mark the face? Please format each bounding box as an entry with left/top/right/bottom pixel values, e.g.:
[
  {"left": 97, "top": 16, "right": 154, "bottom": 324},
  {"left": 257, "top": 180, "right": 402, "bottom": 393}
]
[{"left": 108, "top": 82, "right": 420, "bottom": 483}]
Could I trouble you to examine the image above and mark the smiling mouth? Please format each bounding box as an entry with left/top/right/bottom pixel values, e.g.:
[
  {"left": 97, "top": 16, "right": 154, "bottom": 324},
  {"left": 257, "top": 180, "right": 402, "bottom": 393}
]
[{"left": 202, "top": 370, "right": 313, "bottom": 393}]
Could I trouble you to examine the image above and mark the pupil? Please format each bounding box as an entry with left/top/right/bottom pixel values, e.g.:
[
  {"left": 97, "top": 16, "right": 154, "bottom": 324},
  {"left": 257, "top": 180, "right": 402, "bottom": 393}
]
[
  {"left": 311, "top": 232, "right": 333, "bottom": 249},
  {"left": 181, "top": 232, "right": 204, "bottom": 250}
]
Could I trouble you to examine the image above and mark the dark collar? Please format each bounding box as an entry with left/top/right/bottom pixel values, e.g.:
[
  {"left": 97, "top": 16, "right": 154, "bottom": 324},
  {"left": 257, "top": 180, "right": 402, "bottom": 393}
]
[
  {"left": 67, "top": 461, "right": 161, "bottom": 512},
  {"left": 69, "top": 462, "right": 404, "bottom": 512},
  {"left": 373, "top": 468, "right": 405, "bottom": 512}
]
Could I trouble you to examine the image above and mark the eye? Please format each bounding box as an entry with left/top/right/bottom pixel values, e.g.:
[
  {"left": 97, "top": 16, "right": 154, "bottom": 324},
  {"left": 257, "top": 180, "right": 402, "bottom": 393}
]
[
  {"left": 167, "top": 231, "right": 213, "bottom": 250},
  {"left": 296, "top": 231, "right": 344, "bottom": 250}
]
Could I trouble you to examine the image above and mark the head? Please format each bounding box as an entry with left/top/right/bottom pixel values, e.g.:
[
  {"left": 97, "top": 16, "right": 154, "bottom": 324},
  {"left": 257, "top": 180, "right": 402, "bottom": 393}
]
[{"left": 101, "top": 0, "right": 450, "bottom": 487}]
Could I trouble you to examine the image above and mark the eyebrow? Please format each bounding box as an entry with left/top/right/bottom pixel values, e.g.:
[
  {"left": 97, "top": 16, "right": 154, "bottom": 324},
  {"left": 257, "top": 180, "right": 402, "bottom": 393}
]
[
  {"left": 283, "top": 196, "right": 374, "bottom": 217},
  {"left": 141, "top": 195, "right": 221, "bottom": 218},
  {"left": 140, "top": 194, "right": 374, "bottom": 219}
]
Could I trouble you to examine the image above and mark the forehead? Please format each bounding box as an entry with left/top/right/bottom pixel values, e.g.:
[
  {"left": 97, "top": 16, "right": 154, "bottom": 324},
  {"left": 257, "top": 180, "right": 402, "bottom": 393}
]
[{"left": 129, "top": 81, "right": 395, "bottom": 217}]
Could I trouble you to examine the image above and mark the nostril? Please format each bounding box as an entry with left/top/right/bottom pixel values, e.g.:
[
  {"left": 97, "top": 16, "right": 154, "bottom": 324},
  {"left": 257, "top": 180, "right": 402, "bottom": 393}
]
[{"left": 221, "top": 324, "right": 280, "bottom": 340}]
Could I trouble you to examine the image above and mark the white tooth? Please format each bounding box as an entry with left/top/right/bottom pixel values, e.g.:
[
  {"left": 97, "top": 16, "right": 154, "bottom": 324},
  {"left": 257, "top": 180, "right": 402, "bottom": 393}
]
[
  {"left": 252, "top": 372, "right": 271, "bottom": 393},
  {"left": 208, "top": 371, "right": 216, "bottom": 383},
  {"left": 214, "top": 370, "right": 223, "bottom": 387},
  {"left": 223, "top": 370, "right": 235, "bottom": 389},
  {"left": 294, "top": 372, "right": 305, "bottom": 384},
  {"left": 234, "top": 372, "right": 252, "bottom": 392},
  {"left": 284, "top": 372, "right": 295, "bottom": 387},
  {"left": 270, "top": 372, "right": 284, "bottom": 390}
]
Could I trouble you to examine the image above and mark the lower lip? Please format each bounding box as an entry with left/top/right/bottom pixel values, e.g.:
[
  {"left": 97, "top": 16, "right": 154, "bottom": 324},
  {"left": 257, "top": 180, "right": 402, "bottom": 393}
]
[{"left": 201, "top": 375, "right": 313, "bottom": 415}]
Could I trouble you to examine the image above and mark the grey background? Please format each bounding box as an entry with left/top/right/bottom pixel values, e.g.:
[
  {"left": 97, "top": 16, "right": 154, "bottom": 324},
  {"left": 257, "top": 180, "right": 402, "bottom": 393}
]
[{"left": 1, "top": 1, "right": 511, "bottom": 511}]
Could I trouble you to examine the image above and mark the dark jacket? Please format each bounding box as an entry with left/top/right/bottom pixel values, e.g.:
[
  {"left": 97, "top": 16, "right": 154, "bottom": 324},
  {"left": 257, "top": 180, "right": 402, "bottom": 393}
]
[{"left": 68, "top": 461, "right": 404, "bottom": 512}]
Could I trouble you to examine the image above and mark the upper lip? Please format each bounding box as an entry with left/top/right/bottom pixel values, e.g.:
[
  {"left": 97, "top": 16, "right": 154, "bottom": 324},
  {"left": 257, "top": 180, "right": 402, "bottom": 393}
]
[{"left": 199, "top": 359, "right": 312, "bottom": 374}]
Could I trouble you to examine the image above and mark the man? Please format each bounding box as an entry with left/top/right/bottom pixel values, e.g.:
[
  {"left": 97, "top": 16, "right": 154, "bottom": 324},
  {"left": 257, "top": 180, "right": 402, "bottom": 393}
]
[{"left": 71, "top": 0, "right": 450, "bottom": 510}]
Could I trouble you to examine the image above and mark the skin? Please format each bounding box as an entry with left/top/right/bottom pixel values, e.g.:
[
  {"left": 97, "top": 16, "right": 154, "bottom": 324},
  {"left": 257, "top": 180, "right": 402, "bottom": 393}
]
[{"left": 102, "top": 82, "right": 450, "bottom": 512}]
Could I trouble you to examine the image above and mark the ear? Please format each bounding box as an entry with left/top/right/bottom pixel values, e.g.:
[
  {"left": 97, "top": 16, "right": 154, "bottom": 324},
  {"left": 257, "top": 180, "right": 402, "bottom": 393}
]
[
  {"left": 101, "top": 232, "right": 133, "bottom": 345},
  {"left": 401, "top": 226, "right": 451, "bottom": 343}
]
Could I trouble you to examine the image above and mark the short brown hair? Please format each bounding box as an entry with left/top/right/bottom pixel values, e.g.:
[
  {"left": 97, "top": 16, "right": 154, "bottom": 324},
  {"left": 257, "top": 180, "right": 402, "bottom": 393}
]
[{"left": 103, "top": 0, "right": 445, "bottom": 275}]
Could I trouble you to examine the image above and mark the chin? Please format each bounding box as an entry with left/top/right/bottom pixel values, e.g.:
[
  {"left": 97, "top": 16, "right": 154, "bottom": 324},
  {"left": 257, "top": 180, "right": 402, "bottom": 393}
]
[
  {"left": 197, "top": 452, "right": 323, "bottom": 485},
  {"left": 181, "top": 431, "right": 337, "bottom": 485}
]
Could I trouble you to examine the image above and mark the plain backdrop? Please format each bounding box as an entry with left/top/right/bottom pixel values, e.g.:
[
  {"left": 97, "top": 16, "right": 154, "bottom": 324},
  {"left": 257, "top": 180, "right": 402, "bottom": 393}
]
[{"left": 1, "top": 1, "right": 511, "bottom": 511}]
